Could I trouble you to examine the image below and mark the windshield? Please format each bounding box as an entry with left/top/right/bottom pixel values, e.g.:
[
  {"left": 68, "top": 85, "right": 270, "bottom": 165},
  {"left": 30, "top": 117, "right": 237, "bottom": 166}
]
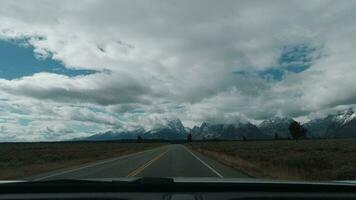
[{"left": 0, "top": 0, "right": 356, "bottom": 183}]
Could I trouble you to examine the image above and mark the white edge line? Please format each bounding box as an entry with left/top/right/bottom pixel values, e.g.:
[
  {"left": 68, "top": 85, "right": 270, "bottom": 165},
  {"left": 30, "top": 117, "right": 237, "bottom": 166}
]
[
  {"left": 33, "top": 145, "right": 167, "bottom": 181},
  {"left": 183, "top": 146, "right": 224, "bottom": 178}
]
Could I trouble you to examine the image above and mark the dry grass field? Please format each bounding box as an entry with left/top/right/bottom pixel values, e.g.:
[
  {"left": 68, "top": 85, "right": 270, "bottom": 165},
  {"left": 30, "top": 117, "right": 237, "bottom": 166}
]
[
  {"left": 0, "top": 142, "right": 165, "bottom": 179},
  {"left": 187, "top": 139, "right": 356, "bottom": 181}
]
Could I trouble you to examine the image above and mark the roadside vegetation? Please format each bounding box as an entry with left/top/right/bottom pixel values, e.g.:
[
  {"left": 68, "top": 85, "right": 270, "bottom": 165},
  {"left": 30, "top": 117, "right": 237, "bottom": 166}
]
[
  {"left": 187, "top": 139, "right": 356, "bottom": 181},
  {"left": 0, "top": 142, "right": 165, "bottom": 179}
]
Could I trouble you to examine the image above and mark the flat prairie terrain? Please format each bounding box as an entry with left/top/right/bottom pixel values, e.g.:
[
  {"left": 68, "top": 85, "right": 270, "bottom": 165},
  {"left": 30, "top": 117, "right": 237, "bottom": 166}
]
[
  {"left": 0, "top": 142, "right": 164, "bottom": 179},
  {"left": 187, "top": 139, "right": 356, "bottom": 181}
]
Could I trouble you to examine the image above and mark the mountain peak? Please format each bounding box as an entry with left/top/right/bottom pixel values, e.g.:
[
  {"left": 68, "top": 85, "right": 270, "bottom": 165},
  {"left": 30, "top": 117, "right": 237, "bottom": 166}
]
[
  {"left": 258, "top": 116, "right": 294, "bottom": 128},
  {"left": 258, "top": 117, "right": 295, "bottom": 137},
  {"left": 193, "top": 119, "right": 264, "bottom": 140},
  {"left": 334, "top": 108, "right": 356, "bottom": 125},
  {"left": 167, "top": 118, "right": 186, "bottom": 134},
  {"left": 341, "top": 107, "right": 354, "bottom": 115},
  {"left": 304, "top": 108, "right": 356, "bottom": 138}
]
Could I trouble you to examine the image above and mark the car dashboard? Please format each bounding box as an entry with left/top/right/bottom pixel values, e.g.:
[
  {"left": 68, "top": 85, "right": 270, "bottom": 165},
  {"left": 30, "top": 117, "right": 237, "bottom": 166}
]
[{"left": 1, "top": 178, "right": 356, "bottom": 200}]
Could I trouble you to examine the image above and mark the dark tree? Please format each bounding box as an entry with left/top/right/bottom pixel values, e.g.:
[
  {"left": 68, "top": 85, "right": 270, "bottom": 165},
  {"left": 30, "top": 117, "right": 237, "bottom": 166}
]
[
  {"left": 187, "top": 133, "right": 192, "bottom": 142},
  {"left": 136, "top": 135, "right": 143, "bottom": 143},
  {"left": 242, "top": 136, "right": 247, "bottom": 141},
  {"left": 289, "top": 121, "right": 307, "bottom": 142},
  {"left": 274, "top": 133, "right": 279, "bottom": 140}
]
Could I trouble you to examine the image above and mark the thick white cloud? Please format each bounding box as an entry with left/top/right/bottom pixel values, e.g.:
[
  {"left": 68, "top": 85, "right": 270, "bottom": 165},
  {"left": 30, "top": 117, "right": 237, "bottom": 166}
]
[
  {"left": 0, "top": 72, "right": 156, "bottom": 105},
  {"left": 0, "top": 0, "right": 356, "bottom": 140}
]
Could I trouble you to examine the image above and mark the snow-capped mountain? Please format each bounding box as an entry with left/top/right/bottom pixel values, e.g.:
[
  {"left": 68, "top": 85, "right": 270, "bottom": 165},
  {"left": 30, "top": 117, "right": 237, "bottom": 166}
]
[
  {"left": 191, "top": 109, "right": 356, "bottom": 140},
  {"left": 258, "top": 117, "right": 296, "bottom": 138},
  {"left": 332, "top": 108, "right": 356, "bottom": 125},
  {"left": 325, "top": 108, "right": 356, "bottom": 138},
  {"left": 167, "top": 118, "right": 187, "bottom": 135},
  {"left": 76, "top": 108, "right": 356, "bottom": 141},
  {"left": 79, "top": 119, "right": 188, "bottom": 141},
  {"left": 145, "top": 118, "right": 187, "bottom": 140},
  {"left": 303, "top": 117, "right": 332, "bottom": 138},
  {"left": 191, "top": 120, "right": 265, "bottom": 140},
  {"left": 304, "top": 108, "right": 356, "bottom": 138}
]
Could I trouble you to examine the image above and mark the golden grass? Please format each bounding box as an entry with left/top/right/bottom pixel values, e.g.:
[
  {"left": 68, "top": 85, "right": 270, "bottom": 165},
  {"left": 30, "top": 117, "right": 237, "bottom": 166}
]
[{"left": 187, "top": 139, "right": 356, "bottom": 181}]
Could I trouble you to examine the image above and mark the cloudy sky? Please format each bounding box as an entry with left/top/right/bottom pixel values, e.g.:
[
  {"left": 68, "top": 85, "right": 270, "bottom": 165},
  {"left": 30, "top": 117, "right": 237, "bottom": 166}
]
[{"left": 0, "top": 0, "right": 356, "bottom": 141}]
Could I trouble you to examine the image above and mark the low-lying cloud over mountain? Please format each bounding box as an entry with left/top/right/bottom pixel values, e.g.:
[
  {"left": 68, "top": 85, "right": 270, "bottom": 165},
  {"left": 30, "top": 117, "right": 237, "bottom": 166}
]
[
  {"left": 258, "top": 117, "right": 296, "bottom": 138},
  {"left": 190, "top": 120, "right": 266, "bottom": 140},
  {"left": 79, "top": 119, "right": 188, "bottom": 141},
  {"left": 1, "top": 1, "right": 356, "bottom": 141},
  {"left": 79, "top": 108, "right": 356, "bottom": 141}
]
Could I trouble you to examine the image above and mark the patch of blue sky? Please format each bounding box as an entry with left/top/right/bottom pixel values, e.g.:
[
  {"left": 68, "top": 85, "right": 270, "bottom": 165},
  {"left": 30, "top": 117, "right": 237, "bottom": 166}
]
[
  {"left": 234, "top": 44, "right": 318, "bottom": 81},
  {"left": 0, "top": 39, "right": 97, "bottom": 80},
  {"left": 18, "top": 118, "right": 31, "bottom": 126},
  {"left": 278, "top": 44, "right": 315, "bottom": 70},
  {"left": 258, "top": 68, "right": 285, "bottom": 81}
]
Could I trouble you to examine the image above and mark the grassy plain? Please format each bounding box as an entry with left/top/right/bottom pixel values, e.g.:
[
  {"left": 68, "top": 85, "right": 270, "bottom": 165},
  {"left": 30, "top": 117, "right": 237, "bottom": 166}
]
[
  {"left": 187, "top": 139, "right": 356, "bottom": 180},
  {"left": 0, "top": 142, "right": 164, "bottom": 179}
]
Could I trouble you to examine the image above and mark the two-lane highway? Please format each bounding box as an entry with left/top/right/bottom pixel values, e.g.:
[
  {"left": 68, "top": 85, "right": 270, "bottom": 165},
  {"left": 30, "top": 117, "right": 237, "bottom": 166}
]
[{"left": 29, "top": 144, "right": 248, "bottom": 181}]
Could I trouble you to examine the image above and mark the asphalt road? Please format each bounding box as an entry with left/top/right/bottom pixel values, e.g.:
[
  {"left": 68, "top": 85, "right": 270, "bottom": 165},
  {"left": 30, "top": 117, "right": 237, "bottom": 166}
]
[{"left": 29, "top": 144, "right": 248, "bottom": 181}]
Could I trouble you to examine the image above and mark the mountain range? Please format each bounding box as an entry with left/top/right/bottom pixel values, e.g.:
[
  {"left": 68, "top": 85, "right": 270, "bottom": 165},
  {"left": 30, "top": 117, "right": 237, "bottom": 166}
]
[
  {"left": 304, "top": 108, "right": 356, "bottom": 138},
  {"left": 257, "top": 117, "right": 296, "bottom": 138},
  {"left": 78, "top": 108, "right": 356, "bottom": 141},
  {"left": 190, "top": 120, "right": 266, "bottom": 140},
  {"left": 79, "top": 118, "right": 188, "bottom": 141}
]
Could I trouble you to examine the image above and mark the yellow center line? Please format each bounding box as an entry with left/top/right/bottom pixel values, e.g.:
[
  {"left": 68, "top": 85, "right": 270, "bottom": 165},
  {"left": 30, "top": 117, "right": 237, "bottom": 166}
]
[{"left": 126, "top": 149, "right": 169, "bottom": 177}]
